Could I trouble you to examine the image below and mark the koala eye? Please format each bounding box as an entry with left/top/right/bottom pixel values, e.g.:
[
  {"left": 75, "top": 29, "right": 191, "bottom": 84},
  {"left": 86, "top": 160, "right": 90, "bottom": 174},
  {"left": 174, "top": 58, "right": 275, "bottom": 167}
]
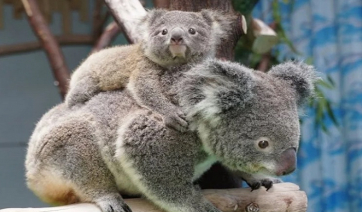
[
  {"left": 161, "top": 29, "right": 168, "bottom": 35},
  {"left": 188, "top": 28, "right": 196, "bottom": 35},
  {"left": 258, "top": 140, "right": 269, "bottom": 149}
]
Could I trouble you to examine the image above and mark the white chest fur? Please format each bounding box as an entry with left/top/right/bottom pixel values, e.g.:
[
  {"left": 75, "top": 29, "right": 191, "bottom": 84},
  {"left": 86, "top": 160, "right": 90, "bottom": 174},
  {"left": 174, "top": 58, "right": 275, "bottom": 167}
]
[{"left": 193, "top": 155, "right": 218, "bottom": 181}]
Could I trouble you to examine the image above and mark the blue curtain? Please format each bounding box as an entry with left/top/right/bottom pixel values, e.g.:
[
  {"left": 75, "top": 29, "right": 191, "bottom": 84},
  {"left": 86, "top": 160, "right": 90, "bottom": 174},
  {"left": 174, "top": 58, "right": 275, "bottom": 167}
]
[{"left": 253, "top": 1, "right": 362, "bottom": 211}]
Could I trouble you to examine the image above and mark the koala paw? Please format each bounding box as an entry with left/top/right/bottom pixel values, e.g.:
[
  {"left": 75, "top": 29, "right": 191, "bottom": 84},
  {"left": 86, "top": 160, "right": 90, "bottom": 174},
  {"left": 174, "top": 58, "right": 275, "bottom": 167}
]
[
  {"left": 247, "top": 178, "right": 282, "bottom": 191},
  {"left": 163, "top": 109, "right": 188, "bottom": 132},
  {"left": 95, "top": 194, "right": 132, "bottom": 212}
]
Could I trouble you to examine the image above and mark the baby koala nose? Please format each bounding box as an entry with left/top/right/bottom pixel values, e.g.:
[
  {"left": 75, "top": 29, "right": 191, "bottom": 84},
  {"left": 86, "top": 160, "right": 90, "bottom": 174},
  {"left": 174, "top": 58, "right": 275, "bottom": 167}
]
[
  {"left": 275, "top": 147, "right": 297, "bottom": 176},
  {"left": 170, "top": 28, "right": 184, "bottom": 45}
]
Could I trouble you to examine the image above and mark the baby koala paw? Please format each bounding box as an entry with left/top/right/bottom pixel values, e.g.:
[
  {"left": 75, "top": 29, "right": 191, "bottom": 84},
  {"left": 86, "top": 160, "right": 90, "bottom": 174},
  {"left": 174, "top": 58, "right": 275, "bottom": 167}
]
[{"left": 163, "top": 109, "right": 188, "bottom": 132}]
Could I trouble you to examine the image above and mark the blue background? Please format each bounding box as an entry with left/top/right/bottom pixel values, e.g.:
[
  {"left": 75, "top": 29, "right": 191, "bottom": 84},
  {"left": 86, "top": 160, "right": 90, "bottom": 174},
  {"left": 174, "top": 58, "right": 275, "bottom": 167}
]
[{"left": 254, "top": 1, "right": 362, "bottom": 211}]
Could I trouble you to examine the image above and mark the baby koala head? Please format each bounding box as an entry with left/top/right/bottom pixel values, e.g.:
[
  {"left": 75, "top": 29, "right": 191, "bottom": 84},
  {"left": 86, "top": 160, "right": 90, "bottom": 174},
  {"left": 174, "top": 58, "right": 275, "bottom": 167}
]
[
  {"left": 137, "top": 9, "right": 233, "bottom": 67},
  {"left": 179, "top": 60, "right": 317, "bottom": 177}
]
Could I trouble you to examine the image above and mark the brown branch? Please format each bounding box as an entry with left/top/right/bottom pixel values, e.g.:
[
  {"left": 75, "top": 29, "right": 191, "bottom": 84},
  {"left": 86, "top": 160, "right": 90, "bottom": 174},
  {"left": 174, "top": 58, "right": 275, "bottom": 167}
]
[
  {"left": 257, "top": 52, "right": 271, "bottom": 72},
  {"left": 92, "top": 0, "right": 105, "bottom": 39},
  {"left": 21, "top": 0, "right": 70, "bottom": 99},
  {"left": 0, "top": 35, "right": 95, "bottom": 56},
  {"left": 153, "top": 0, "right": 170, "bottom": 8},
  {"left": 91, "top": 22, "right": 121, "bottom": 53},
  {"left": 103, "top": 0, "right": 147, "bottom": 44}
]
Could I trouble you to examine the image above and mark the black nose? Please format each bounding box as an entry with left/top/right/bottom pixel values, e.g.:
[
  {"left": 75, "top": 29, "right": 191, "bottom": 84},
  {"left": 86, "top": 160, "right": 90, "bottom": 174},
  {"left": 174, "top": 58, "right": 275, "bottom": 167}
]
[
  {"left": 171, "top": 36, "right": 183, "bottom": 44},
  {"left": 275, "top": 147, "right": 297, "bottom": 176},
  {"left": 170, "top": 28, "right": 184, "bottom": 45}
]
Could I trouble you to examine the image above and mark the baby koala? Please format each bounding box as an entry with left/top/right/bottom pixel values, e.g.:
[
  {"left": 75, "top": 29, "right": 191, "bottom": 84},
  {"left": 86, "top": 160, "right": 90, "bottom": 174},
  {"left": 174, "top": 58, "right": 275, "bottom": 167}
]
[{"left": 65, "top": 9, "right": 232, "bottom": 132}]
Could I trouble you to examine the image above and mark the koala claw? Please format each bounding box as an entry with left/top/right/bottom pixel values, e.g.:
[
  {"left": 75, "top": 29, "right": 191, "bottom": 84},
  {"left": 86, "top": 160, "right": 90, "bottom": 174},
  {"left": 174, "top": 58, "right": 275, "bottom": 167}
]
[
  {"left": 164, "top": 110, "right": 188, "bottom": 132},
  {"left": 249, "top": 182, "right": 261, "bottom": 191},
  {"left": 95, "top": 194, "right": 132, "bottom": 212},
  {"left": 248, "top": 178, "right": 281, "bottom": 192},
  {"left": 261, "top": 179, "right": 273, "bottom": 191},
  {"left": 97, "top": 202, "right": 132, "bottom": 212}
]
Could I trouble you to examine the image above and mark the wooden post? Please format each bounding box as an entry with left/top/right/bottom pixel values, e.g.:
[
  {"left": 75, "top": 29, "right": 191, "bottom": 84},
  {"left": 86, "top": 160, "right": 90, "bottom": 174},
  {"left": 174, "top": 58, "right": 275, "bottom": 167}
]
[{"left": 0, "top": 183, "right": 307, "bottom": 212}]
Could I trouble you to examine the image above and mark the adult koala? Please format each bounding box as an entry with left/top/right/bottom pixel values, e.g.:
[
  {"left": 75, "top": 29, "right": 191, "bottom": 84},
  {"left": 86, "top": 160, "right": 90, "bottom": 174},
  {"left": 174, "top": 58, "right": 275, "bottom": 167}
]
[{"left": 25, "top": 60, "right": 316, "bottom": 212}]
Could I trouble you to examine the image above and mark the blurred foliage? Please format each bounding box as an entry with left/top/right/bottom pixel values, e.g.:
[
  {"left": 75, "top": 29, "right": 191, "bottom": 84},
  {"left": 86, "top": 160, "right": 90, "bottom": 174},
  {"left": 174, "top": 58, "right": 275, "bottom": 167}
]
[{"left": 232, "top": 0, "right": 339, "bottom": 132}]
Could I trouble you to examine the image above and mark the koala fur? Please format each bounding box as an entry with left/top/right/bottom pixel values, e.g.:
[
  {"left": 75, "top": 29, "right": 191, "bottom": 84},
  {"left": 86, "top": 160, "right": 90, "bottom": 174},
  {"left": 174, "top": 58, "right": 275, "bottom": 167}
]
[
  {"left": 65, "top": 9, "right": 233, "bottom": 132},
  {"left": 26, "top": 59, "right": 316, "bottom": 212}
]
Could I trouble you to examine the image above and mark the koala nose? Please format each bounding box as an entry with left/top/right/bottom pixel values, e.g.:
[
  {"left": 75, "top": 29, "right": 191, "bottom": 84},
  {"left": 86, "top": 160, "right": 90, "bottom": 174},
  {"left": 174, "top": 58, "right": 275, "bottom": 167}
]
[
  {"left": 170, "top": 28, "right": 184, "bottom": 45},
  {"left": 275, "top": 147, "right": 297, "bottom": 176}
]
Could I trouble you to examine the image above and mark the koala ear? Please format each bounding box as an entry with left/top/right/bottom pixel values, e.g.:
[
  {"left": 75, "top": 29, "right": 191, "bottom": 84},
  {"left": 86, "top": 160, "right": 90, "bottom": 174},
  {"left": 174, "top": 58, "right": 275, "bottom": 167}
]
[
  {"left": 200, "top": 10, "right": 235, "bottom": 45},
  {"left": 268, "top": 61, "right": 318, "bottom": 105},
  {"left": 137, "top": 9, "right": 168, "bottom": 41},
  {"left": 179, "top": 59, "right": 254, "bottom": 125}
]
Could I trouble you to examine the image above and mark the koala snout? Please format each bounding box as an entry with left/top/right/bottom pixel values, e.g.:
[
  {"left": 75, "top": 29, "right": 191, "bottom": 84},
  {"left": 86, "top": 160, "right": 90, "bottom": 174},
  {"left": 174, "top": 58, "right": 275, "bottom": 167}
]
[
  {"left": 275, "top": 147, "right": 297, "bottom": 176},
  {"left": 170, "top": 28, "right": 184, "bottom": 45}
]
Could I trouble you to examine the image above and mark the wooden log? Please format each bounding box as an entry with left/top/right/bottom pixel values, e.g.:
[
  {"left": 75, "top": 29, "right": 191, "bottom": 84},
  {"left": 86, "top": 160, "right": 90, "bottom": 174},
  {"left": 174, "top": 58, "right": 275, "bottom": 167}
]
[
  {"left": 91, "top": 22, "right": 121, "bottom": 53},
  {"left": 103, "top": 0, "right": 147, "bottom": 44},
  {"left": 0, "top": 183, "right": 307, "bottom": 212},
  {"left": 251, "top": 18, "right": 278, "bottom": 54}
]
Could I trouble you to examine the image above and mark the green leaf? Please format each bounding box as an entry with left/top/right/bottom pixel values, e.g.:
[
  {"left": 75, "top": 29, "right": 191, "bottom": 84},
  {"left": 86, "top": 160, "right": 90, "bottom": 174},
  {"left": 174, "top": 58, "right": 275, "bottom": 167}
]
[
  {"left": 317, "top": 80, "right": 334, "bottom": 89},
  {"left": 326, "top": 101, "right": 339, "bottom": 127}
]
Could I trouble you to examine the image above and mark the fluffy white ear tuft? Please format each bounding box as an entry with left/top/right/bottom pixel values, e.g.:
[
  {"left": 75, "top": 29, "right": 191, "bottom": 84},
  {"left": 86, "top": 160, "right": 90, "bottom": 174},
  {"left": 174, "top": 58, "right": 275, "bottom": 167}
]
[
  {"left": 178, "top": 59, "right": 255, "bottom": 126},
  {"left": 200, "top": 10, "right": 235, "bottom": 46},
  {"left": 136, "top": 9, "right": 168, "bottom": 43},
  {"left": 268, "top": 61, "right": 318, "bottom": 106}
]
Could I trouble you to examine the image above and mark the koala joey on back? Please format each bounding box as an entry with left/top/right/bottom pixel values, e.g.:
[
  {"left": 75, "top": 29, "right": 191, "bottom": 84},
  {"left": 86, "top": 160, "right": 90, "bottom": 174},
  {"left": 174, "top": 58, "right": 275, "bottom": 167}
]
[
  {"left": 65, "top": 9, "right": 233, "bottom": 132},
  {"left": 26, "top": 60, "right": 316, "bottom": 212}
]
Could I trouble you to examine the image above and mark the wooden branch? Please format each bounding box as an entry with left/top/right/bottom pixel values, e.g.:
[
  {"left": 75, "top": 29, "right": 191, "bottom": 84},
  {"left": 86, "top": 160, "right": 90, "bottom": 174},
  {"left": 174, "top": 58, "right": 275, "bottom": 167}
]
[
  {"left": 153, "top": 0, "right": 170, "bottom": 8},
  {"left": 257, "top": 52, "right": 271, "bottom": 72},
  {"left": 0, "top": 183, "right": 307, "bottom": 212},
  {"left": 21, "top": 0, "right": 70, "bottom": 99},
  {"left": 251, "top": 18, "right": 278, "bottom": 54},
  {"left": 0, "top": 35, "right": 94, "bottom": 56},
  {"left": 92, "top": 0, "right": 105, "bottom": 39},
  {"left": 91, "top": 22, "right": 121, "bottom": 53},
  {"left": 103, "top": 0, "right": 147, "bottom": 44}
]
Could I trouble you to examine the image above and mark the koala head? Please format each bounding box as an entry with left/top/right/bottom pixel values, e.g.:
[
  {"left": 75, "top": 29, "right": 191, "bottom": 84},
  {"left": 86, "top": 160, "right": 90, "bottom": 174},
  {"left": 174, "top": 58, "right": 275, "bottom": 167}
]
[
  {"left": 178, "top": 60, "right": 317, "bottom": 177},
  {"left": 137, "top": 9, "right": 233, "bottom": 67}
]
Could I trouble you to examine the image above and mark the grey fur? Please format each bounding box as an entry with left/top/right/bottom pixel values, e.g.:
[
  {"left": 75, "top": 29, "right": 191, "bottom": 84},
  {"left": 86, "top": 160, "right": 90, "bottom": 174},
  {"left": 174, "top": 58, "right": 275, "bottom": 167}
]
[
  {"left": 65, "top": 9, "right": 233, "bottom": 132},
  {"left": 26, "top": 59, "right": 316, "bottom": 212}
]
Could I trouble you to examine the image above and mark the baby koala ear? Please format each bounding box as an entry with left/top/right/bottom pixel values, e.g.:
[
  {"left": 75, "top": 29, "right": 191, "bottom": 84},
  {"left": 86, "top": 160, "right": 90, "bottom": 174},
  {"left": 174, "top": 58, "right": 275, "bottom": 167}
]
[
  {"left": 137, "top": 9, "right": 168, "bottom": 41},
  {"left": 268, "top": 61, "right": 318, "bottom": 106},
  {"left": 200, "top": 10, "right": 235, "bottom": 45}
]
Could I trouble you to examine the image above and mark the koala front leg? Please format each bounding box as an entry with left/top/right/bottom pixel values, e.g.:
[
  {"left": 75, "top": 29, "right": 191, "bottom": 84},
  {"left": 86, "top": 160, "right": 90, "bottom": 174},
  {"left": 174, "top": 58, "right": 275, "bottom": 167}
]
[
  {"left": 116, "top": 113, "right": 220, "bottom": 212},
  {"left": 236, "top": 171, "right": 282, "bottom": 191},
  {"left": 128, "top": 69, "right": 188, "bottom": 132}
]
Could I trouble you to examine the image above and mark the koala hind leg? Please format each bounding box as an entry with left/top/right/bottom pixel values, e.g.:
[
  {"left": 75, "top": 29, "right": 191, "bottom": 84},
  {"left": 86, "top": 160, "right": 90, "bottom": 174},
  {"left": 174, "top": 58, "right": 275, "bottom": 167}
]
[
  {"left": 26, "top": 116, "right": 130, "bottom": 212},
  {"left": 116, "top": 113, "right": 220, "bottom": 212}
]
